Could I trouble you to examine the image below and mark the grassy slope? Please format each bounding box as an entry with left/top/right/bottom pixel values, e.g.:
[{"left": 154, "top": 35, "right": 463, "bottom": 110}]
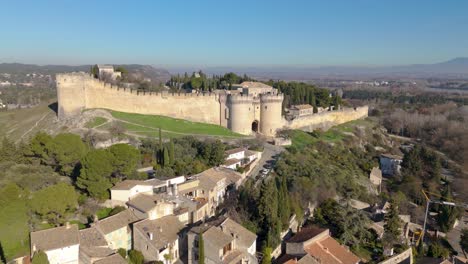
[
  {"left": 290, "top": 118, "right": 374, "bottom": 149},
  {"left": 110, "top": 110, "right": 243, "bottom": 138},
  {"left": 85, "top": 117, "right": 107, "bottom": 128},
  {"left": 0, "top": 103, "right": 57, "bottom": 142},
  {"left": 0, "top": 186, "right": 30, "bottom": 261}
]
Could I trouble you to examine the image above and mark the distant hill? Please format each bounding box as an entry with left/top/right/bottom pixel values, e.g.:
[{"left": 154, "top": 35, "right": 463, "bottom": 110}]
[
  {"left": 0, "top": 63, "right": 171, "bottom": 84},
  {"left": 168, "top": 58, "right": 468, "bottom": 80}
]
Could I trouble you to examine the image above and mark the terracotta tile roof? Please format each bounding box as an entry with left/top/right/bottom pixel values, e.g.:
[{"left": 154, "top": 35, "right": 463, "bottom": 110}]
[
  {"left": 94, "top": 253, "right": 127, "bottom": 264},
  {"left": 30, "top": 224, "right": 79, "bottom": 252},
  {"left": 126, "top": 193, "right": 162, "bottom": 212},
  {"left": 220, "top": 218, "right": 257, "bottom": 249},
  {"left": 203, "top": 226, "right": 234, "bottom": 248},
  {"left": 224, "top": 158, "right": 241, "bottom": 166},
  {"left": 305, "top": 237, "right": 360, "bottom": 264},
  {"left": 239, "top": 81, "right": 272, "bottom": 89},
  {"left": 80, "top": 246, "right": 114, "bottom": 258},
  {"left": 134, "top": 215, "right": 184, "bottom": 250},
  {"left": 79, "top": 227, "right": 107, "bottom": 247},
  {"left": 225, "top": 147, "right": 245, "bottom": 155},
  {"left": 95, "top": 209, "right": 138, "bottom": 235},
  {"left": 111, "top": 179, "right": 163, "bottom": 190},
  {"left": 288, "top": 227, "right": 327, "bottom": 243},
  {"left": 292, "top": 104, "right": 313, "bottom": 110}
]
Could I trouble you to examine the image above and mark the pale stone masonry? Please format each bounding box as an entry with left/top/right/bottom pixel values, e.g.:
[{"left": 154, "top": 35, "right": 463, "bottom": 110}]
[{"left": 56, "top": 73, "right": 368, "bottom": 136}]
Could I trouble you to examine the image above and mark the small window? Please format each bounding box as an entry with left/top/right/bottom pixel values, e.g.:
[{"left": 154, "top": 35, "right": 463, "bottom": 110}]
[{"left": 265, "top": 106, "right": 268, "bottom": 109}]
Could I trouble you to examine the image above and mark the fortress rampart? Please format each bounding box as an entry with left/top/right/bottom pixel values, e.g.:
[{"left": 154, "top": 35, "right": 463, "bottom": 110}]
[
  {"left": 285, "top": 106, "right": 369, "bottom": 131},
  {"left": 56, "top": 72, "right": 368, "bottom": 137}
]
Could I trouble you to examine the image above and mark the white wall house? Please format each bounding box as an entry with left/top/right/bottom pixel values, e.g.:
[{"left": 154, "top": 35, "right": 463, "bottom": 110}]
[{"left": 30, "top": 224, "right": 80, "bottom": 264}]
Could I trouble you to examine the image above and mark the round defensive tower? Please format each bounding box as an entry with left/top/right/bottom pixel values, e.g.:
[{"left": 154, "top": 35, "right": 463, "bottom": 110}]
[
  {"left": 226, "top": 94, "right": 255, "bottom": 135},
  {"left": 259, "top": 93, "right": 284, "bottom": 137},
  {"left": 56, "top": 72, "right": 88, "bottom": 119}
]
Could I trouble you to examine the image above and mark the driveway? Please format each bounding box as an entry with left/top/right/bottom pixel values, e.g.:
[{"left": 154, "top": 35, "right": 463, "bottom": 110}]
[{"left": 248, "top": 143, "right": 284, "bottom": 186}]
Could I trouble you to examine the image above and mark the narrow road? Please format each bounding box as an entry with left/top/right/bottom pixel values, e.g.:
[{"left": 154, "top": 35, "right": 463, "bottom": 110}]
[{"left": 250, "top": 143, "right": 285, "bottom": 187}]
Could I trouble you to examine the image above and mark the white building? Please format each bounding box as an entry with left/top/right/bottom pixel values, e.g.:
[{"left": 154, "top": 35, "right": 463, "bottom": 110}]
[
  {"left": 222, "top": 148, "right": 260, "bottom": 170},
  {"left": 96, "top": 64, "right": 122, "bottom": 80},
  {"left": 30, "top": 223, "right": 80, "bottom": 264}
]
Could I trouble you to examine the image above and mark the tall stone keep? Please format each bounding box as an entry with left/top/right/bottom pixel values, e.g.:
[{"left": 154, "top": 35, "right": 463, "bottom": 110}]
[
  {"left": 56, "top": 73, "right": 87, "bottom": 119},
  {"left": 259, "top": 94, "right": 284, "bottom": 136}
]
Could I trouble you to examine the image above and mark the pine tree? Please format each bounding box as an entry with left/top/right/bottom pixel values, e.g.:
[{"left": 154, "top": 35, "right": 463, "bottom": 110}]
[{"left": 437, "top": 185, "right": 461, "bottom": 232}]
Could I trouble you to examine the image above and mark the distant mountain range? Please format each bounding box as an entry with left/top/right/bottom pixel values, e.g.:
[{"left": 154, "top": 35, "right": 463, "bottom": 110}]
[
  {"left": 0, "top": 63, "right": 171, "bottom": 84},
  {"left": 167, "top": 58, "right": 468, "bottom": 80},
  {"left": 1, "top": 58, "right": 468, "bottom": 82}
]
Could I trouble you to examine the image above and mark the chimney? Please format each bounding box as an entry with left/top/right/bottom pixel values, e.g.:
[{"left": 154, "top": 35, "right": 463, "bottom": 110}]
[
  {"left": 149, "top": 232, "right": 153, "bottom": 240},
  {"left": 65, "top": 222, "right": 71, "bottom": 229},
  {"left": 172, "top": 184, "right": 178, "bottom": 196},
  {"left": 159, "top": 227, "right": 163, "bottom": 233},
  {"left": 32, "top": 244, "right": 37, "bottom": 253}
]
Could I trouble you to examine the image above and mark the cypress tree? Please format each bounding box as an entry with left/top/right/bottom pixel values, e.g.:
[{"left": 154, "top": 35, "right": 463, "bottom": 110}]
[
  {"left": 168, "top": 139, "right": 175, "bottom": 165},
  {"left": 383, "top": 201, "right": 402, "bottom": 248},
  {"left": 163, "top": 147, "right": 169, "bottom": 168},
  {"left": 198, "top": 234, "right": 205, "bottom": 264}
]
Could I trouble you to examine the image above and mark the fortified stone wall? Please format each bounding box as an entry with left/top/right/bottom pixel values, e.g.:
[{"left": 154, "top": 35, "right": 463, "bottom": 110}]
[
  {"left": 57, "top": 73, "right": 369, "bottom": 136},
  {"left": 285, "top": 106, "right": 369, "bottom": 131},
  {"left": 57, "top": 73, "right": 222, "bottom": 125}
]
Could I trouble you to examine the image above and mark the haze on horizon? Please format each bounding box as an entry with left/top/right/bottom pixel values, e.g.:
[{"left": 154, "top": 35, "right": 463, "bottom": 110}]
[{"left": 1, "top": 0, "right": 467, "bottom": 67}]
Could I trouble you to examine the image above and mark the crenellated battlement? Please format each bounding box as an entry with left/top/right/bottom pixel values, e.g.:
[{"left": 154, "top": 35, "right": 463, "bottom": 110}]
[
  {"left": 56, "top": 72, "right": 367, "bottom": 137},
  {"left": 259, "top": 93, "right": 284, "bottom": 102}
]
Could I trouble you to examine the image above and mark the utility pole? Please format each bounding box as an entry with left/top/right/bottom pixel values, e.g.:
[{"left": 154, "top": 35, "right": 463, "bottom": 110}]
[{"left": 421, "top": 189, "right": 467, "bottom": 243}]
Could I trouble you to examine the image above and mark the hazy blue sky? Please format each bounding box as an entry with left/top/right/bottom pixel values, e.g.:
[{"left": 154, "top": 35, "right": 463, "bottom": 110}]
[{"left": 1, "top": 0, "right": 467, "bottom": 66}]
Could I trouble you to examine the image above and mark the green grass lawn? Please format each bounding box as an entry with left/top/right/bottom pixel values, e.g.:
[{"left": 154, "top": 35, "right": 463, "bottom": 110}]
[
  {"left": 289, "top": 118, "right": 374, "bottom": 149},
  {"left": 110, "top": 110, "right": 243, "bottom": 138},
  {"left": 0, "top": 185, "right": 30, "bottom": 261},
  {"left": 85, "top": 117, "right": 107, "bottom": 128}
]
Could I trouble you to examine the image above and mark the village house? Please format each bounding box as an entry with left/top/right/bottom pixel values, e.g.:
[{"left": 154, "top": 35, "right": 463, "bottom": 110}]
[
  {"left": 96, "top": 64, "right": 121, "bottom": 80},
  {"left": 278, "top": 226, "right": 361, "bottom": 264},
  {"left": 222, "top": 148, "right": 260, "bottom": 170},
  {"left": 126, "top": 193, "right": 174, "bottom": 220},
  {"left": 30, "top": 223, "right": 80, "bottom": 264},
  {"left": 187, "top": 217, "right": 257, "bottom": 264},
  {"left": 92, "top": 254, "right": 127, "bottom": 264},
  {"left": 290, "top": 104, "right": 314, "bottom": 117},
  {"left": 110, "top": 176, "right": 186, "bottom": 204},
  {"left": 78, "top": 226, "right": 115, "bottom": 264},
  {"left": 380, "top": 154, "right": 403, "bottom": 176},
  {"left": 178, "top": 167, "right": 242, "bottom": 216},
  {"left": 93, "top": 209, "right": 138, "bottom": 251},
  {"left": 133, "top": 215, "right": 184, "bottom": 263}
]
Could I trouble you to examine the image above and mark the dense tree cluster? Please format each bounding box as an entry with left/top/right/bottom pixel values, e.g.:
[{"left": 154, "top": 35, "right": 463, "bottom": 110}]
[
  {"left": 167, "top": 71, "right": 254, "bottom": 91},
  {"left": 141, "top": 136, "right": 225, "bottom": 177},
  {"left": 267, "top": 80, "right": 341, "bottom": 110},
  {"left": 77, "top": 144, "right": 139, "bottom": 199}
]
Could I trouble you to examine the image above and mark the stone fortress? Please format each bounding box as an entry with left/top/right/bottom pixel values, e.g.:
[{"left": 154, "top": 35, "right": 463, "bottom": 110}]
[{"left": 57, "top": 66, "right": 368, "bottom": 137}]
